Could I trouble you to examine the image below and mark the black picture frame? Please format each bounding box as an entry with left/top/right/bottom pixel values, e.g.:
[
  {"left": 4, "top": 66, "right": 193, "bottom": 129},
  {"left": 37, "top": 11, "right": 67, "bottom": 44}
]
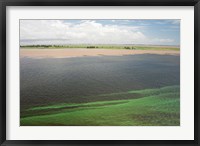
[{"left": 0, "top": 0, "right": 199, "bottom": 145}]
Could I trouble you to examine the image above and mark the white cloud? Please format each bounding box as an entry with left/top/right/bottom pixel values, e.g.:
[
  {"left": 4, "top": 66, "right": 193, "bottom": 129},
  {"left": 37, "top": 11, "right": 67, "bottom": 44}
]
[
  {"left": 151, "top": 38, "right": 174, "bottom": 43},
  {"left": 20, "top": 20, "right": 174, "bottom": 45},
  {"left": 20, "top": 20, "right": 146, "bottom": 44}
]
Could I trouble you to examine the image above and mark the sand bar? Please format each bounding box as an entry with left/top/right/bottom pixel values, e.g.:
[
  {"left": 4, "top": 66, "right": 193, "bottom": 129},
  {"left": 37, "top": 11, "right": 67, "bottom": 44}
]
[{"left": 20, "top": 48, "right": 180, "bottom": 58}]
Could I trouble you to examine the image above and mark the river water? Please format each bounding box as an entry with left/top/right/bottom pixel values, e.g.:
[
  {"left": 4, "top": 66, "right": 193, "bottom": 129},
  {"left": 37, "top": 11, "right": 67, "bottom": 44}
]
[{"left": 20, "top": 54, "right": 180, "bottom": 109}]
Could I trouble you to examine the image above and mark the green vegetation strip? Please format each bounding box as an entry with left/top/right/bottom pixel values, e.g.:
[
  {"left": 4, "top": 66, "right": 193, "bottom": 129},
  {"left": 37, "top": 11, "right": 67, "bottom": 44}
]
[
  {"left": 20, "top": 45, "right": 180, "bottom": 51},
  {"left": 21, "top": 85, "right": 180, "bottom": 126}
]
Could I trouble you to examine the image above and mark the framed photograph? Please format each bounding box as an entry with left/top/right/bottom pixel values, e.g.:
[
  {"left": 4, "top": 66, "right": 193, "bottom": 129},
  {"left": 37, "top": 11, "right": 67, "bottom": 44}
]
[{"left": 0, "top": 0, "right": 199, "bottom": 145}]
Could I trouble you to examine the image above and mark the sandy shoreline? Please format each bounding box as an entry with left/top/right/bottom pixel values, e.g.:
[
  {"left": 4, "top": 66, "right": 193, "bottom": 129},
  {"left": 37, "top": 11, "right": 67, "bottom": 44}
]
[{"left": 20, "top": 48, "right": 180, "bottom": 58}]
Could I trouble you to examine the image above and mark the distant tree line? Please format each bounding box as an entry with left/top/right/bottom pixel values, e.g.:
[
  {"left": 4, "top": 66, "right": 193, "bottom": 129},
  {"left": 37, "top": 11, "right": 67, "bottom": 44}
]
[
  {"left": 20, "top": 45, "right": 138, "bottom": 50},
  {"left": 86, "top": 46, "right": 99, "bottom": 48},
  {"left": 124, "top": 46, "right": 136, "bottom": 50}
]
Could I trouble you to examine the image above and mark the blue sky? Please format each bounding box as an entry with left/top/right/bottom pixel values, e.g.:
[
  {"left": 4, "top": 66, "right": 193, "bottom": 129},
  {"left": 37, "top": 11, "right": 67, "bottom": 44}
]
[{"left": 20, "top": 19, "right": 180, "bottom": 46}]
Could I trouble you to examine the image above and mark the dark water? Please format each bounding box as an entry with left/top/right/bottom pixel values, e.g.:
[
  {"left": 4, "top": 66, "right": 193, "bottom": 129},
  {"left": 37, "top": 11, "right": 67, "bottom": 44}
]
[{"left": 20, "top": 54, "right": 180, "bottom": 109}]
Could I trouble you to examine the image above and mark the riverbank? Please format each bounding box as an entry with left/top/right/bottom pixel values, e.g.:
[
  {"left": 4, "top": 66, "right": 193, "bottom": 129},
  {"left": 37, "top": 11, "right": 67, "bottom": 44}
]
[{"left": 20, "top": 48, "right": 180, "bottom": 58}]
